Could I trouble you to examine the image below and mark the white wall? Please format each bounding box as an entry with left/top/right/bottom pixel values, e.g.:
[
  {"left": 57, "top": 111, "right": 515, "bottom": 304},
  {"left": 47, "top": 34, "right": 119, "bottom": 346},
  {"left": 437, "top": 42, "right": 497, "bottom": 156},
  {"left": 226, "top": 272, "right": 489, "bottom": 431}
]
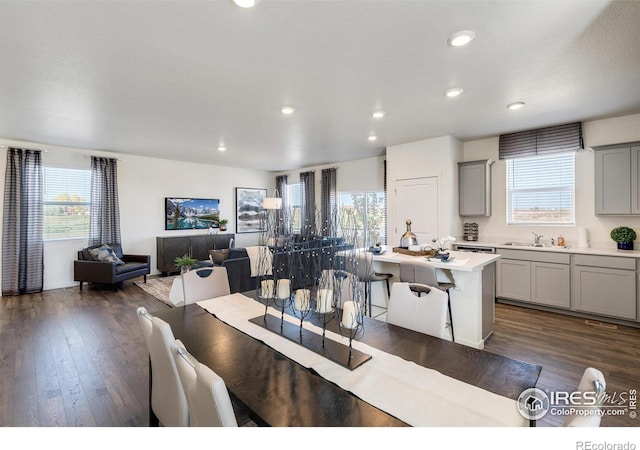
[
  {"left": 462, "top": 113, "right": 640, "bottom": 248},
  {"left": 386, "top": 135, "right": 463, "bottom": 245},
  {"left": 0, "top": 140, "right": 275, "bottom": 291}
]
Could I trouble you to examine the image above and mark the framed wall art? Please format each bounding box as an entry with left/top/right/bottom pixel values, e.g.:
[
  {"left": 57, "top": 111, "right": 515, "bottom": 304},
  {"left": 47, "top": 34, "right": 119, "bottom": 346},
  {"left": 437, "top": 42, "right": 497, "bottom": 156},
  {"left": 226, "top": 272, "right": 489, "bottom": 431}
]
[
  {"left": 165, "top": 197, "right": 220, "bottom": 230},
  {"left": 235, "top": 187, "right": 266, "bottom": 233}
]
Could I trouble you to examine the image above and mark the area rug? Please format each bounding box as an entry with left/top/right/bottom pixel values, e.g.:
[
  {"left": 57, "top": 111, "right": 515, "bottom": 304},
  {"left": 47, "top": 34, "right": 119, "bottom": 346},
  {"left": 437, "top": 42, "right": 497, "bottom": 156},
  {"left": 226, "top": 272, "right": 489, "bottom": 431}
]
[{"left": 134, "top": 276, "right": 177, "bottom": 307}]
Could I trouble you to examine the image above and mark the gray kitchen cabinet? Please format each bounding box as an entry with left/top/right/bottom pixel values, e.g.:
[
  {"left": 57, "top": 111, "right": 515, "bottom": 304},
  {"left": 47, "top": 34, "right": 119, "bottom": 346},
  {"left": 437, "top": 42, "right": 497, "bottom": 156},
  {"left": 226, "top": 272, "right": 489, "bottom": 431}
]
[
  {"left": 496, "top": 258, "right": 531, "bottom": 301},
  {"left": 458, "top": 160, "right": 493, "bottom": 216},
  {"left": 594, "top": 142, "right": 640, "bottom": 215},
  {"left": 571, "top": 254, "right": 637, "bottom": 320},
  {"left": 496, "top": 249, "right": 571, "bottom": 308},
  {"left": 531, "top": 262, "right": 571, "bottom": 308}
]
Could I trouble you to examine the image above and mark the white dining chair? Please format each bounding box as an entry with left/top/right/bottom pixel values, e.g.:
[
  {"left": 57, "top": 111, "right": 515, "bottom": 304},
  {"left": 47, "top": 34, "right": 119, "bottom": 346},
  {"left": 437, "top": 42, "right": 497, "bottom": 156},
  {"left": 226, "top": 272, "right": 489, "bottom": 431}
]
[
  {"left": 386, "top": 282, "right": 452, "bottom": 341},
  {"left": 136, "top": 306, "right": 189, "bottom": 427},
  {"left": 399, "top": 261, "right": 456, "bottom": 341},
  {"left": 172, "top": 339, "right": 239, "bottom": 427},
  {"left": 564, "top": 367, "right": 606, "bottom": 427},
  {"left": 181, "top": 266, "right": 231, "bottom": 304}
]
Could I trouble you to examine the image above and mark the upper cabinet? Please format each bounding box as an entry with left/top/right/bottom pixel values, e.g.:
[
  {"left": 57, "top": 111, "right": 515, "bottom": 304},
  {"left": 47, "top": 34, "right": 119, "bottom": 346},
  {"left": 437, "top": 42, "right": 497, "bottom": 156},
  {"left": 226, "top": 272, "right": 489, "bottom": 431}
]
[
  {"left": 458, "top": 159, "right": 493, "bottom": 216},
  {"left": 594, "top": 142, "right": 640, "bottom": 215}
]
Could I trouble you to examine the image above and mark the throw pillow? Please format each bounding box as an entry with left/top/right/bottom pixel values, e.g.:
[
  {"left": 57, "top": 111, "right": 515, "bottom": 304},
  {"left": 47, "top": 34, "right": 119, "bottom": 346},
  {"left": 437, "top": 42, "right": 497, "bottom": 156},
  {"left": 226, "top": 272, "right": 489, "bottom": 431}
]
[
  {"left": 89, "top": 245, "right": 124, "bottom": 265},
  {"left": 209, "top": 249, "right": 229, "bottom": 265}
]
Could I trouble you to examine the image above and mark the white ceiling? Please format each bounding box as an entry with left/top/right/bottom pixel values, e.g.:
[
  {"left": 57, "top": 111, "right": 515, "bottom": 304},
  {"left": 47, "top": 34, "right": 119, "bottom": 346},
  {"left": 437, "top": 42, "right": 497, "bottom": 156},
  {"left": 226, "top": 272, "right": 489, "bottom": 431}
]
[{"left": 1, "top": 0, "right": 640, "bottom": 172}]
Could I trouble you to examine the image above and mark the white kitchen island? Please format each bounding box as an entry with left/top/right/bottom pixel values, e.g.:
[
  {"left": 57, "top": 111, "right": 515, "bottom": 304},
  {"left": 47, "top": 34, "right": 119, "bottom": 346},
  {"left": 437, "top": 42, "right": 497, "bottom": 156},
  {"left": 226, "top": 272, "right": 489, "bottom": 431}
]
[{"left": 371, "top": 248, "right": 501, "bottom": 350}]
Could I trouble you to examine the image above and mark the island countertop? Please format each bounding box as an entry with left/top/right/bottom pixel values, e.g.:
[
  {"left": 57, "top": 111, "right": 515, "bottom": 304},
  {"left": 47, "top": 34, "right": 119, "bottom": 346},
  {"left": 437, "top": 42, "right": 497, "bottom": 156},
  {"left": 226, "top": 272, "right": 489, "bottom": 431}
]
[{"left": 373, "top": 247, "right": 500, "bottom": 272}]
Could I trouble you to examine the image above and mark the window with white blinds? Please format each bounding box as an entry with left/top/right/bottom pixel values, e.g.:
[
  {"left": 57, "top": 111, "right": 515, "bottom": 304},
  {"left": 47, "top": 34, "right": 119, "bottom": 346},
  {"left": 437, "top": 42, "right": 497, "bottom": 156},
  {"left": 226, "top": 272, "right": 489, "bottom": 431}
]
[
  {"left": 43, "top": 167, "right": 91, "bottom": 239},
  {"left": 506, "top": 153, "right": 575, "bottom": 225}
]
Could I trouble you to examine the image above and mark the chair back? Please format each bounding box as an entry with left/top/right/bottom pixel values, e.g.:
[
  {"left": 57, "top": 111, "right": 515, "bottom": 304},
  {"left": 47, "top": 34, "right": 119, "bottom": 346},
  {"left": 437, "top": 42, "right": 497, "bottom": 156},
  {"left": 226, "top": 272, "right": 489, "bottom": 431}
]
[
  {"left": 386, "top": 282, "right": 452, "bottom": 341},
  {"left": 172, "top": 340, "right": 238, "bottom": 427},
  {"left": 564, "top": 367, "right": 606, "bottom": 427},
  {"left": 182, "top": 266, "right": 231, "bottom": 304},
  {"left": 355, "top": 251, "right": 376, "bottom": 281},
  {"left": 319, "top": 269, "right": 359, "bottom": 310},
  {"left": 137, "top": 307, "right": 189, "bottom": 426},
  {"left": 399, "top": 261, "right": 438, "bottom": 286}
]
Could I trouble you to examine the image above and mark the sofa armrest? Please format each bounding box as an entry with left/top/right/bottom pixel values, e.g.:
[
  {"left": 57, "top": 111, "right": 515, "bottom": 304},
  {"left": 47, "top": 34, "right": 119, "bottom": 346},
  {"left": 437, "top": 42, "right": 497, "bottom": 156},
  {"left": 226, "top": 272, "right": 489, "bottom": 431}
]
[
  {"left": 122, "top": 254, "right": 151, "bottom": 265},
  {"left": 74, "top": 260, "right": 117, "bottom": 283},
  {"left": 222, "top": 256, "right": 256, "bottom": 294}
]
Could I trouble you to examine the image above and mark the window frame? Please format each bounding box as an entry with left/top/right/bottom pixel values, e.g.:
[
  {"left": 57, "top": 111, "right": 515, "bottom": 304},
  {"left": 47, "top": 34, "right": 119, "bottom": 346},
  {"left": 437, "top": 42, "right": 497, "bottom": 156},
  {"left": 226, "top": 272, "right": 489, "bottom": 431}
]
[
  {"left": 285, "top": 182, "right": 302, "bottom": 234},
  {"left": 338, "top": 190, "right": 386, "bottom": 247},
  {"left": 505, "top": 152, "right": 576, "bottom": 226},
  {"left": 43, "top": 166, "right": 91, "bottom": 241}
]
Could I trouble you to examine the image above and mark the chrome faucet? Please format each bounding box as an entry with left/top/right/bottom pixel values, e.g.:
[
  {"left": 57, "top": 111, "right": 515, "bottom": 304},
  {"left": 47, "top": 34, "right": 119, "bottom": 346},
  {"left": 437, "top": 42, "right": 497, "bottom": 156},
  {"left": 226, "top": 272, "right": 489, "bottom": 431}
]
[{"left": 532, "top": 232, "right": 543, "bottom": 244}]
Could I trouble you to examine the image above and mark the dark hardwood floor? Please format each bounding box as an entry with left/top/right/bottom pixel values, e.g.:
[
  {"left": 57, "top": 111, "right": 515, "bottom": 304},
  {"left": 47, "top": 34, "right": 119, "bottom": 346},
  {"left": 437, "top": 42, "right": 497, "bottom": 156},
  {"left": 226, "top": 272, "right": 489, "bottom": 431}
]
[{"left": 0, "top": 279, "right": 638, "bottom": 427}]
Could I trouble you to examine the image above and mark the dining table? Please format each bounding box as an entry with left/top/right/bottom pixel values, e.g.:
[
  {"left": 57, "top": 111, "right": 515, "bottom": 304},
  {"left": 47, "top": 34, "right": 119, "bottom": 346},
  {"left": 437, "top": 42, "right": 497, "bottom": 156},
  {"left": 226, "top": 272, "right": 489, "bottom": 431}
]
[{"left": 152, "top": 291, "right": 542, "bottom": 427}]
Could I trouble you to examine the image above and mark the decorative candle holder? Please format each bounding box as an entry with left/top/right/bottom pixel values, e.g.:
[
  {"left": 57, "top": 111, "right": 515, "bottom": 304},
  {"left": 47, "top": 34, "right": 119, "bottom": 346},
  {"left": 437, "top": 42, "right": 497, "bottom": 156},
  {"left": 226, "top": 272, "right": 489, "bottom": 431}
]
[
  {"left": 290, "top": 288, "right": 313, "bottom": 333},
  {"left": 273, "top": 278, "right": 292, "bottom": 327},
  {"left": 314, "top": 287, "right": 335, "bottom": 345},
  {"left": 258, "top": 277, "right": 276, "bottom": 319},
  {"left": 339, "top": 300, "right": 365, "bottom": 360}
]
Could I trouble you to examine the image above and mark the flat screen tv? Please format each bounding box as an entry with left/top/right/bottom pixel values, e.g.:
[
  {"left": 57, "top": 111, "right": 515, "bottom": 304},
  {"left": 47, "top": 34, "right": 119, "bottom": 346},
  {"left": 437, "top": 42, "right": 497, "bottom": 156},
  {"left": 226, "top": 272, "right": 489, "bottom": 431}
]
[{"left": 165, "top": 197, "right": 220, "bottom": 230}]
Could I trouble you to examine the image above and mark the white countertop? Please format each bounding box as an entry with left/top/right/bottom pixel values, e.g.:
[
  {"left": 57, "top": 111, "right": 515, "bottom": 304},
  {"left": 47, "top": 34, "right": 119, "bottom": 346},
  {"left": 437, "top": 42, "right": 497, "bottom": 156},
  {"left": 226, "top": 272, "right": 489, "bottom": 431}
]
[
  {"left": 373, "top": 248, "right": 499, "bottom": 272},
  {"left": 455, "top": 241, "right": 640, "bottom": 258}
]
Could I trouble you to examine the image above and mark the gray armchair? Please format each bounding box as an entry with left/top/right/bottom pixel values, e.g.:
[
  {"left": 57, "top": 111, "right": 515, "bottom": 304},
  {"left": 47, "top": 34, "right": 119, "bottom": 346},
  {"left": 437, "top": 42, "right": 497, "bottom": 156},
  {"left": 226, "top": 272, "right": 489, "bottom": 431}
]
[{"left": 74, "top": 243, "right": 150, "bottom": 290}]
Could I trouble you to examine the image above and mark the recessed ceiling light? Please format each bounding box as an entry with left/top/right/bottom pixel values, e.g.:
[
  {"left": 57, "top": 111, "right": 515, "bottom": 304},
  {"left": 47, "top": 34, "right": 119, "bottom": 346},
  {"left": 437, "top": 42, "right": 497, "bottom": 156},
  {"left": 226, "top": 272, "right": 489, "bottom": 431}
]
[
  {"left": 507, "top": 102, "right": 525, "bottom": 110},
  {"left": 232, "top": 0, "right": 257, "bottom": 8},
  {"left": 446, "top": 88, "right": 464, "bottom": 97},
  {"left": 281, "top": 105, "right": 295, "bottom": 115},
  {"left": 368, "top": 135, "right": 377, "bottom": 142},
  {"left": 448, "top": 30, "right": 475, "bottom": 47},
  {"left": 372, "top": 110, "right": 385, "bottom": 119},
  {"left": 217, "top": 145, "right": 227, "bottom": 152}
]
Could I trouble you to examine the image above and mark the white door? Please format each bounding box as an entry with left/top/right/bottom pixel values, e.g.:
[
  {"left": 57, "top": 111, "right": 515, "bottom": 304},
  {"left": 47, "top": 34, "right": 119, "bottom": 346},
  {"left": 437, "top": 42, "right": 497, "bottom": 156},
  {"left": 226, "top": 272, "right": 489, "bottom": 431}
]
[{"left": 393, "top": 177, "right": 439, "bottom": 248}]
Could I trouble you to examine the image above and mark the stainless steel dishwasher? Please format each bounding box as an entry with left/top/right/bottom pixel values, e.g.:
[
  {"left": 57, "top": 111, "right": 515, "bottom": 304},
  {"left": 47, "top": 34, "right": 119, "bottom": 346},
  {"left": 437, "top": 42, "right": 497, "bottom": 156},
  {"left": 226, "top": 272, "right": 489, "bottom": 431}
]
[{"left": 454, "top": 244, "right": 496, "bottom": 254}]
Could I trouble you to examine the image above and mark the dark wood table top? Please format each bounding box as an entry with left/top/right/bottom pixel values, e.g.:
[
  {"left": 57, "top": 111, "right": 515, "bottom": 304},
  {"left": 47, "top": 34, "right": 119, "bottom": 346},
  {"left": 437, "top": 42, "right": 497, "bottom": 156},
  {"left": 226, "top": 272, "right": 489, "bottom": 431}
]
[{"left": 153, "top": 295, "right": 541, "bottom": 427}]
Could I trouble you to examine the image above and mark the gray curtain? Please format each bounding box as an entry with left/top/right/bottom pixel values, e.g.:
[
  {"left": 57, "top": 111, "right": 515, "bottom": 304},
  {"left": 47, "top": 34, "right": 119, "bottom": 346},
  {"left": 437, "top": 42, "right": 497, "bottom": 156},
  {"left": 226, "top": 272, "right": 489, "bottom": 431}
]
[
  {"left": 300, "top": 170, "right": 316, "bottom": 237},
  {"left": 89, "top": 157, "right": 121, "bottom": 245},
  {"left": 320, "top": 168, "right": 337, "bottom": 236},
  {"left": 2, "top": 148, "right": 44, "bottom": 295}
]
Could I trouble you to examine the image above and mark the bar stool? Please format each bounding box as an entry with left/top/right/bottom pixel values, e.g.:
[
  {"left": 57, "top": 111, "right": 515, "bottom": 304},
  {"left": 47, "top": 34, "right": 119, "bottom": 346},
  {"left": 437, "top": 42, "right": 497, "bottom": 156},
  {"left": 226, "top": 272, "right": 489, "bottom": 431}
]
[
  {"left": 355, "top": 251, "right": 393, "bottom": 317},
  {"left": 399, "top": 261, "right": 455, "bottom": 342}
]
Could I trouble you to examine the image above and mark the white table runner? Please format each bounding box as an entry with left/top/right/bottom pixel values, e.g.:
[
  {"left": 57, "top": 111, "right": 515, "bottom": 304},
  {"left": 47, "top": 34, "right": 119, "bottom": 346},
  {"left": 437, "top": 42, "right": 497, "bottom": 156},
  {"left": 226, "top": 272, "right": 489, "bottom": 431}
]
[{"left": 197, "top": 293, "right": 528, "bottom": 427}]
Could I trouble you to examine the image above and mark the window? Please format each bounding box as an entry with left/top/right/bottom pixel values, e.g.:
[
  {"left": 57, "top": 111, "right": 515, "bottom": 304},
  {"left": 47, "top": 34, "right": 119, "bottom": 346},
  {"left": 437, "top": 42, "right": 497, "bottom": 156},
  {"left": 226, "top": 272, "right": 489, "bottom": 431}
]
[
  {"left": 43, "top": 167, "right": 91, "bottom": 239},
  {"left": 339, "top": 191, "right": 386, "bottom": 247},
  {"left": 506, "top": 153, "right": 575, "bottom": 225},
  {"left": 286, "top": 183, "right": 302, "bottom": 233}
]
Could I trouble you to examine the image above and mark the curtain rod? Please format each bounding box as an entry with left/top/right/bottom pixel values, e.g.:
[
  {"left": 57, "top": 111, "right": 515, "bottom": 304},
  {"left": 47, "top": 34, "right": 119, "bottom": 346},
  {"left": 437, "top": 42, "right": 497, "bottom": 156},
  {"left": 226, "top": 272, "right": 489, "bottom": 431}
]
[{"left": 84, "top": 154, "right": 122, "bottom": 161}]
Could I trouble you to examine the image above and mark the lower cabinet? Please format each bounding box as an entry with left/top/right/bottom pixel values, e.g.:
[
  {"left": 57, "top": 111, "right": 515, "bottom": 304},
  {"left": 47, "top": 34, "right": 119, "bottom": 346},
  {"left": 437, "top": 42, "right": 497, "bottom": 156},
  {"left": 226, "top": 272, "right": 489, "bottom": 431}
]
[
  {"left": 496, "top": 259, "right": 531, "bottom": 302},
  {"left": 571, "top": 255, "right": 637, "bottom": 320},
  {"left": 531, "top": 262, "right": 571, "bottom": 308},
  {"left": 497, "top": 249, "right": 638, "bottom": 322},
  {"left": 496, "top": 249, "right": 571, "bottom": 309}
]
